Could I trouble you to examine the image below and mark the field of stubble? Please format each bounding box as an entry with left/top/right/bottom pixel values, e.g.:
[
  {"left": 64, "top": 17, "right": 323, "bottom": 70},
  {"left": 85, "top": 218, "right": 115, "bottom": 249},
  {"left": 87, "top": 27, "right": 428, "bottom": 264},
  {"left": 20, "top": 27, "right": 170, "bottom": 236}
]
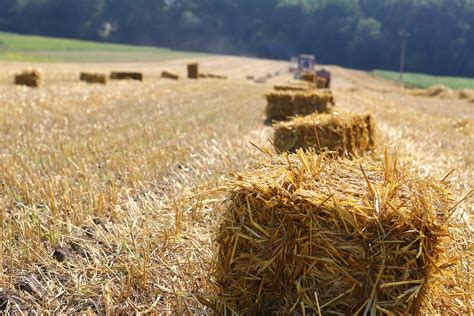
[{"left": 0, "top": 57, "right": 472, "bottom": 314}]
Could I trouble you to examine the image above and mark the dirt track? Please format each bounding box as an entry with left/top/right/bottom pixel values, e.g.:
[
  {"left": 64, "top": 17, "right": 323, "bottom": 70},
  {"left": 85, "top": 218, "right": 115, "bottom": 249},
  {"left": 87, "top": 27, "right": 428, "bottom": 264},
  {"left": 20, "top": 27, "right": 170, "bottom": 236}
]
[{"left": 0, "top": 56, "right": 472, "bottom": 313}]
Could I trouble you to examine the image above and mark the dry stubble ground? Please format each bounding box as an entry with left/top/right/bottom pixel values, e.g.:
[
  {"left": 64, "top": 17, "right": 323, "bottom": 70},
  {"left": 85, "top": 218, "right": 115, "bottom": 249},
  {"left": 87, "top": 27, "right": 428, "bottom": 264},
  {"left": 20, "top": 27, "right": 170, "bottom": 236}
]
[{"left": 0, "top": 57, "right": 472, "bottom": 313}]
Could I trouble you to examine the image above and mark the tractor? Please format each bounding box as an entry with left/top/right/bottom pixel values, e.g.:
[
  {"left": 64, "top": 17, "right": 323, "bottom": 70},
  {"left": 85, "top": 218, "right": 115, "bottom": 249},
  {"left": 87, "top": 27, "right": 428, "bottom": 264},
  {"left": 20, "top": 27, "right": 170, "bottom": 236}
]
[{"left": 290, "top": 54, "right": 331, "bottom": 88}]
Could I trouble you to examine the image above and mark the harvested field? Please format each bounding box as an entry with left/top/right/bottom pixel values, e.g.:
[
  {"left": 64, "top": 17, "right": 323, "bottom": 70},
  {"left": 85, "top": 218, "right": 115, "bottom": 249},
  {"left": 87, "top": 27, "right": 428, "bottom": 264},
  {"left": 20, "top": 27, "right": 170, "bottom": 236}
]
[
  {"left": 216, "top": 150, "right": 460, "bottom": 314},
  {"left": 14, "top": 69, "right": 42, "bottom": 87},
  {"left": 110, "top": 71, "right": 143, "bottom": 81},
  {"left": 0, "top": 57, "right": 471, "bottom": 314},
  {"left": 266, "top": 90, "right": 335, "bottom": 121},
  {"left": 273, "top": 111, "right": 375, "bottom": 155},
  {"left": 80, "top": 72, "right": 107, "bottom": 84}
]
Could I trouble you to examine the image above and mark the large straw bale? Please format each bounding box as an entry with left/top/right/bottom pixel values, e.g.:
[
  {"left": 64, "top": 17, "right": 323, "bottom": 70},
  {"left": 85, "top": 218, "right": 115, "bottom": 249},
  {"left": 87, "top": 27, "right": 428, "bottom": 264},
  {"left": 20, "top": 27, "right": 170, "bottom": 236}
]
[
  {"left": 266, "top": 90, "right": 334, "bottom": 121},
  {"left": 110, "top": 72, "right": 143, "bottom": 81},
  {"left": 188, "top": 63, "right": 199, "bottom": 79},
  {"left": 274, "top": 112, "right": 376, "bottom": 155},
  {"left": 216, "top": 150, "right": 456, "bottom": 315},
  {"left": 80, "top": 72, "right": 107, "bottom": 84},
  {"left": 14, "top": 69, "right": 41, "bottom": 87},
  {"left": 161, "top": 71, "right": 179, "bottom": 80}
]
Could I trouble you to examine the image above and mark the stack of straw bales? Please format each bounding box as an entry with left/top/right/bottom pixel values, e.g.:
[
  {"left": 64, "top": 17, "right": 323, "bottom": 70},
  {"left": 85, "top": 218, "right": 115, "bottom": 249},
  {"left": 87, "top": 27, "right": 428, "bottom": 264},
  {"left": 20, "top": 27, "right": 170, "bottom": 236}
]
[
  {"left": 80, "top": 72, "right": 107, "bottom": 84},
  {"left": 216, "top": 149, "right": 455, "bottom": 315},
  {"left": 187, "top": 63, "right": 199, "bottom": 79},
  {"left": 15, "top": 69, "right": 41, "bottom": 87},
  {"left": 110, "top": 72, "right": 143, "bottom": 81},
  {"left": 161, "top": 71, "right": 179, "bottom": 80},
  {"left": 273, "top": 112, "right": 376, "bottom": 155},
  {"left": 266, "top": 90, "right": 334, "bottom": 121},
  {"left": 300, "top": 71, "right": 316, "bottom": 83}
]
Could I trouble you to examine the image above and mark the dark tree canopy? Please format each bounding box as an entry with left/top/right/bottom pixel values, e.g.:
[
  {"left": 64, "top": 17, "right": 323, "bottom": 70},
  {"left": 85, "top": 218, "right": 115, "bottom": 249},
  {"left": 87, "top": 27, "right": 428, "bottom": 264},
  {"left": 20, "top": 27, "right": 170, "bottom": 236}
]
[{"left": 1, "top": 0, "right": 474, "bottom": 76}]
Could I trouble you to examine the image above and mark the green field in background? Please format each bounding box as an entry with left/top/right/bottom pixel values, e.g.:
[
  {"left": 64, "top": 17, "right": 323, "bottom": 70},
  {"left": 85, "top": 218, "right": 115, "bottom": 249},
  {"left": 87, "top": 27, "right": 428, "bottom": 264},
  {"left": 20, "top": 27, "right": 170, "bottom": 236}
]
[
  {"left": 0, "top": 32, "right": 206, "bottom": 62},
  {"left": 374, "top": 70, "right": 474, "bottom": 90}
]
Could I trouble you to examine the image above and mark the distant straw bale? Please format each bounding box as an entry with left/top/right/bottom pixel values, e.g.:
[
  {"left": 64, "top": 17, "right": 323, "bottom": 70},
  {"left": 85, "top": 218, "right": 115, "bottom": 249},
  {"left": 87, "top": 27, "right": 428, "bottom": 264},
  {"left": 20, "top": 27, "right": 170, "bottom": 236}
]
[
  {"left": 216, "top": 150, "right": 457, "bottom": 315},
  {"left": 316, "top": 77, "right": 328, "bottom": 88},
  {"left": 274, "top": 112, "right": 376, "bottom": 155},
  {"left": 265, "top": 90, "right": 334, "bottom": 121},
  {"left": 425, "top": 84, "right": 454, "bottom": 98},
  {"left": 110, "top": 72, "right": 143, "bottom": 81},
  {"left": 273, "top": 85, "right": 308, "bottom": 92},
  {"left": 458, "top": 88, "right": 474, "bottom": 102},
  {"left": 273, "top": 81, "right": 316, "bottom": 92},
  {"left": 15, "top": 69, "right": 41, "bottom": 87},
  {"left": 187, "top": 63, "right": 199, "bottom": 79},
  {"left": 199, "top": 73, "right": 227, "bottom": 80},
  {"left": 300, "top": 71, "right": 316, "bottom": 83},
  {"left": 80, "top": 72, "right": 107, "bottom": 84},
  {"left": 161, "top": 71, "right": 179, "bottom": 80},
  {"left": 412, "top": 85, "right": 474, "bottom": 102}
]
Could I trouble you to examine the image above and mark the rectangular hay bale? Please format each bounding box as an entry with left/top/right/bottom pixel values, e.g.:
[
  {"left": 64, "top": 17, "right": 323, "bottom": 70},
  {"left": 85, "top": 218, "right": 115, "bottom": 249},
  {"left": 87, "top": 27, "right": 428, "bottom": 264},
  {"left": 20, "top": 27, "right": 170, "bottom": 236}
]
[
  {"left": 199, "top": 73, "right": 227, "bottom": 79},
  {"left": 265, "top": 90, "right": 335, "bottom": 122},
  {"left": 187, "top": 63, "right": 199, "bottom": 79},
  {"left": 273, "top": 112, "right": 376, "bottom": 155},
  {"left": 300, "top": 71, "right": 316, "bottom": 83},
  {"left": 80, "top": 72, "right": 107, "bottom": 84},
  {"left": 273, "top": 81, "right": 316, "bottom": 92},
  {"left": 316, "top": 77, "right": 328, "bottom": 88},
  {"left": 14, "top": 69, "right": 41, "bottom": 87},
  {"left": 161, "top": 71, "right": 180, "bottom": 80},
  {"left": 216, "top": 150, "right": 456, "bottom": 315},
  {"left": 110, "top": 72, "right": 143, "bottom": 81}
]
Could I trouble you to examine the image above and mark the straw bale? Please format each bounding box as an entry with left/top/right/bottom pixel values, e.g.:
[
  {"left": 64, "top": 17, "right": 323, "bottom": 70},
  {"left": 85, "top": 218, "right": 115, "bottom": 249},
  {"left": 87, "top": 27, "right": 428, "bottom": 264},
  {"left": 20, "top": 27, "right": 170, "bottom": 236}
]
[
  {"left": 79, "top": 72, "right": 107, "bottom": 84},
  {"left": 255, "top": 77, "right": 267, "bottom": 84},
  {"left": 457, "top": 88, "right": 474, "bottom": 101},
  {"left": 199, "top": 73, "right": 227, "bottom": 80},
  {"left": 161, "top": 71, "right": 179, "bottom": 80},
  {"left": 273, "top": 81, "right": 316, "bottom": 92},
  {"left": 216, "top": 150, "right": 455, "bottom": 315},
  {"left": 188, "top": 63, "right": 199, "bottom": 79},
  {"left": 274, "top": 112, "right": 376, "bottom": 155},
  {"left": 14, "top": 69, "right": 41, "bottom": 87},
  {"left": 265, "top": 90, "right": 334, "bottom": 122},
  {"left": 110, "top": 72, "right": 143, "bottom": 81},
  {"left": 316, "top": 77, "right": 328, "bottom": 89},
  {"left": 300, "top": 71, "right": 316, "bottom": 83}
]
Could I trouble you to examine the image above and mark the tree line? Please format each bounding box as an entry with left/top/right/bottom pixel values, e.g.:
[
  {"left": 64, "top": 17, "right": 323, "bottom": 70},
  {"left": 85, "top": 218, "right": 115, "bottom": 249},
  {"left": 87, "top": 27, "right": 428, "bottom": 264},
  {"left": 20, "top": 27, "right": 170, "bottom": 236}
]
[{"left": 1, "top": 0, "right": 474, "bottom": 76}]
